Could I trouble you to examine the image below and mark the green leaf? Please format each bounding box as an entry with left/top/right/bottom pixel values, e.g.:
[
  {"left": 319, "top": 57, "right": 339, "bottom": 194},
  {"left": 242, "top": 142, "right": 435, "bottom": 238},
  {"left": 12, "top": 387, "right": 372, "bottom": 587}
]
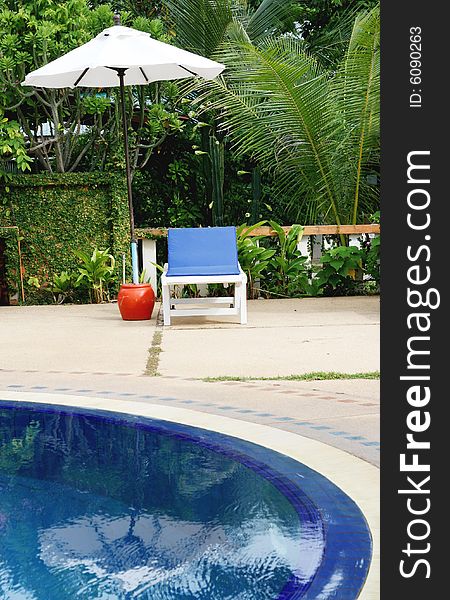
[{"left": 329, "top": 259, "right": 343, "bottom": 270}]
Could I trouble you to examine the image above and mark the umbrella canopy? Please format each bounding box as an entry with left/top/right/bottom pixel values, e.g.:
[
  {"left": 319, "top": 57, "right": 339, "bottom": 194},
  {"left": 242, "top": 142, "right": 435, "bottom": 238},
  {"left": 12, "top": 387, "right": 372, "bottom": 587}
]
[
  {"left": 22, "top": 18, "right": 224, "bottom": 286},
  {"left": 22, "top": 24, "right": 224, "bottom": 89}
]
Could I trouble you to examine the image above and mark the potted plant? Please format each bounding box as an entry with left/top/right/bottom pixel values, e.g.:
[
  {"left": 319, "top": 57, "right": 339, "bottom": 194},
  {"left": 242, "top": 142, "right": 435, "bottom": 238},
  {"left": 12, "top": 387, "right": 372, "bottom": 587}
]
[{"left": 118, "top": 268, "right": 155, "bottom": 321}]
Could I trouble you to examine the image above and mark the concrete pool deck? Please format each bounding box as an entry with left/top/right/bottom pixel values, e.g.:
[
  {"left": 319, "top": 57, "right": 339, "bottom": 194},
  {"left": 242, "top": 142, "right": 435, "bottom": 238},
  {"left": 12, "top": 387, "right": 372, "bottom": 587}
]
[
  {"left": 0, "top": 296, "right": 380, "bottom": 464},
  {"left": 0, "top": 296, "right": 380, "bottom": 598},
  {"left": 0, "top": 296, "right": 379, "bottom": 377}
]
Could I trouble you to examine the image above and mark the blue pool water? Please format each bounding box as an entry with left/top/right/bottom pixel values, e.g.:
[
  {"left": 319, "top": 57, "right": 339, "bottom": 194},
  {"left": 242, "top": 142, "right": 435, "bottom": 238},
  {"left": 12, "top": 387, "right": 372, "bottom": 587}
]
[{"left": 0, "top": 401, "right": 371, "bottom": 599}]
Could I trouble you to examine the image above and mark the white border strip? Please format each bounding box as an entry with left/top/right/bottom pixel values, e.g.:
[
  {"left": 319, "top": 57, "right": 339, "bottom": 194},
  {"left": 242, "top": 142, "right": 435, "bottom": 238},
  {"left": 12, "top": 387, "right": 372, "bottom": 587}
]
[{"left": 0, "top": 391, "right": 379, "bottom": 599}]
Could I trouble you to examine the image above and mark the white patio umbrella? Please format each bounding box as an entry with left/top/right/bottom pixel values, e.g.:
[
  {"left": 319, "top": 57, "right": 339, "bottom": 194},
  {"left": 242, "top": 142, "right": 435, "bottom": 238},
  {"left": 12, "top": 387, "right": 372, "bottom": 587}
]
[{"left": 22, "top": 14, "right": 224, "bottom": 284}]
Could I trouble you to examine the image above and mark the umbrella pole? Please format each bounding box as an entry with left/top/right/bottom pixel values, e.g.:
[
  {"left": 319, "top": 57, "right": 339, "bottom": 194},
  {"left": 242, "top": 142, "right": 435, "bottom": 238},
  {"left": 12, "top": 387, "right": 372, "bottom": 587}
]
[{"left": 117, "top": 68, "right": 139, "bottom": 285}]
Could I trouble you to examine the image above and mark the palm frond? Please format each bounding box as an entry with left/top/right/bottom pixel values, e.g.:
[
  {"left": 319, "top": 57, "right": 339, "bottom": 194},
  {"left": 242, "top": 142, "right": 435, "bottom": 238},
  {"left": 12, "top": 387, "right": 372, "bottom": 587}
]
[
  {"left": 329, "top": 5, "right": 380, "bottom": 223},
  {"left": 304, "top": 2, "right": 369, "bottom": 66},
  {"left": 165, "top": 0, "right": 233, "bottom": 56},
  {"left": 247, "top": 0, "right": 299, "bottom": 41},
  {"left": 165, "top": 0, "right": 298, "bottom": 55}
]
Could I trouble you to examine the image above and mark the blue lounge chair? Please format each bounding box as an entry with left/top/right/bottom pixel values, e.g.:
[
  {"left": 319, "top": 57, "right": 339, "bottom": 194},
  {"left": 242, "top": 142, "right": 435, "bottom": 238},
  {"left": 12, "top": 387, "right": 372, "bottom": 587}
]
[{"left": 161, "top": 227, "right": 247, "bottom": 325}]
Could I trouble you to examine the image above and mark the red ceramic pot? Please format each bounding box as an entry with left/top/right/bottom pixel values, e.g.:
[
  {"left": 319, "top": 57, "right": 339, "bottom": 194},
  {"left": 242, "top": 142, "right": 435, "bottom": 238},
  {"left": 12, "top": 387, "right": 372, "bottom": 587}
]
[{"left": 118, "top": 283, "right": 155, "bottom": 321}]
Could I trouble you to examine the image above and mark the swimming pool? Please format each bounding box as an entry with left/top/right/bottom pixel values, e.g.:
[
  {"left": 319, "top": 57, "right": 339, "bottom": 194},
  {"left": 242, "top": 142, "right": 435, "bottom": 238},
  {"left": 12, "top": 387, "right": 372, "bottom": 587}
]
[{"left": 0, "top": 400, "right": 371, "bottom": 599}]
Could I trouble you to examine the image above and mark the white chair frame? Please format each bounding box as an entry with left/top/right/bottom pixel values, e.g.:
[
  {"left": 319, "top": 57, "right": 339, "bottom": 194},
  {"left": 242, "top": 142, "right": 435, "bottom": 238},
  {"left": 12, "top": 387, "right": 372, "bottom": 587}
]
[{"left": 161, "top": 264, "right": 247, "bottom": 325}]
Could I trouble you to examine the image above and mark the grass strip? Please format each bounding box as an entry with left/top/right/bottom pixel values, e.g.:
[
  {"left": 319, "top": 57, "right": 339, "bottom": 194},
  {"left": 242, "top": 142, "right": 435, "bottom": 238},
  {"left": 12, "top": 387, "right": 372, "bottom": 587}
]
[
  {"left": 202, "top": 371, "right": 380, "bottom": 383},
  {"left": 145, "top": 330, "right": 163, "bottom": 376}
]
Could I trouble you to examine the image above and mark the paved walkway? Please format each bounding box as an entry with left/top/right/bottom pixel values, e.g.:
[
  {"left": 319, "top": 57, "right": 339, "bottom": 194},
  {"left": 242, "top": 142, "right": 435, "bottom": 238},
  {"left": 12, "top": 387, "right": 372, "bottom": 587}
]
[{"left": 0, "top": 297, "right": 380, "bottom": 465}]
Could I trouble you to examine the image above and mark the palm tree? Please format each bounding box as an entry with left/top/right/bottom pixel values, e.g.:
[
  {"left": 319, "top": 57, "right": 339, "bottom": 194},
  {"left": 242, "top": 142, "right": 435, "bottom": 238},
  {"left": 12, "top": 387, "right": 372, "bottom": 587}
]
[{"left": 168, "top": 1, "right": 380, "bottom": 230}]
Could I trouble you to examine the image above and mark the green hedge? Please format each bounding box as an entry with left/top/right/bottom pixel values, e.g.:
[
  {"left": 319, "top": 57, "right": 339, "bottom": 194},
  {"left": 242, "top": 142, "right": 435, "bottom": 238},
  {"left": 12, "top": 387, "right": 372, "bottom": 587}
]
[
  {"left": 0, "top": 226, "right": 22, "bottom": 302},
  {"left": 0, "top": 173, "right": 129, "bottom": 304}
]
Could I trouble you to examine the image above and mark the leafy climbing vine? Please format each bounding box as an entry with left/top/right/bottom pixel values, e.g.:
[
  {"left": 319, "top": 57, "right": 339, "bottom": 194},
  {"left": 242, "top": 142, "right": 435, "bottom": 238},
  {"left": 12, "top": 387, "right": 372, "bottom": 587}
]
[{"left": 0, "top": 172, "right": 129, "bottom": 304}]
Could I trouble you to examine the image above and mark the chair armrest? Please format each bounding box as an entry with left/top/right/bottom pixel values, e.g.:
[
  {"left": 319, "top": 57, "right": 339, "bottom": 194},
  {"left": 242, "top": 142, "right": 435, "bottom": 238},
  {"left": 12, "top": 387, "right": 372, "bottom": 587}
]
[
  {"left": 238, "top": 263, "right": 247, "bottom": 282},
  {"left": 161, "top": 263, "right": 169, "bottom": 284}
]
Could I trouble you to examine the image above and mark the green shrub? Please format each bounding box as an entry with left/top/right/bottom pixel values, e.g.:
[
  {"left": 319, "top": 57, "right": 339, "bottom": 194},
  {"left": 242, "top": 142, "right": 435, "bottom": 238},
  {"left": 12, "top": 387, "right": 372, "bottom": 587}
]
[
  {"left": 46, "top": 271, "right": 80, "bottom": 304},
  {"left": 363, "top": 235, "right": 380, "bottom": 283},
  {"left": 264, "top": 222, "right": 309, "bottom": 297},
  {"left": 75, "top": 248, "right": 116, "bottom": 303},
  {"left": 316, "top": 245, "right": 364, "bottom": 295},
  {"left": 236, "top": 222, "right": 276, "bottom": 298}
]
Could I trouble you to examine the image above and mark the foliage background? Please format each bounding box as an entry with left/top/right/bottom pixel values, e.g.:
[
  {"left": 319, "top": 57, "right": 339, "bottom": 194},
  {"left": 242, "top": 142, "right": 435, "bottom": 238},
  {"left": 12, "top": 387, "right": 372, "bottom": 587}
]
[
  {"left": 0, "top": 0, "right": 380, "bottom": 230},
  {"left": 0, "top": 0, "right": 380, "bottom": 303}
]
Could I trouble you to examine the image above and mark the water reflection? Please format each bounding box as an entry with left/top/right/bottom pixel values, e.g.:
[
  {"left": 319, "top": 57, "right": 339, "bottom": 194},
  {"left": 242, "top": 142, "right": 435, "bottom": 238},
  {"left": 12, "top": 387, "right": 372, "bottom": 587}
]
[{"left": 0, "top": 407, "right": 323, "bottom": 599}]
